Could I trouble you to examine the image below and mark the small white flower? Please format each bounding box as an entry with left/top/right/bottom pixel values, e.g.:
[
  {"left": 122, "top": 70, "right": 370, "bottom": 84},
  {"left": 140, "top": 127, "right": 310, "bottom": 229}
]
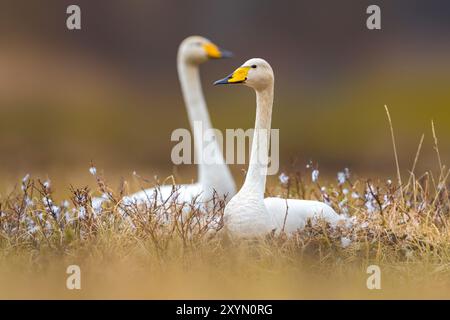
[
  {"left": 338, "top": 199, "right": 349, "bottom": 215},
  {"left": 62, "top": 200, "right": 70, "bottom": 208},
  {"left": 89, "top": 167, "right": 97, "bottom": 175},
  {"left": 340, "top": 237, "right": 352, "bottom": 248},
  {"left": 387, "top": 179, "right": 392, "bottom": 185},
  {"left": 382, "top": 194, "right": 391, "bottom": 209},
  {"left": 22, "top": 174, "right": 30, "bottom": 183},
  {"left": 312, "top": 169, "right": 319, "bottom": 182},
  {"left": 278, "top": 173, "right": 289, "bottom": 185},
  {"left": 42, "top": 196, "right": 53, "bottom": 204},
  {"left": 365, "top": 201, "right": 376, "bottom": 214},
  {"left": 51, "top": 205, "right": 60, "bottom": 214},
  {"left": 25, "top": 197, "right": 34, "bottom": 207},
  {"left": 78, "top": 207, "right": 86, "bottom": 218},
  {"left": 321, "top": 186, "right": 327, "bottom": 192},
  {"left": 351, "top": 192, "right": 360, "bottom": 199},
  {"left": 337, "top": 172, "right": 346, "bottom": 185},
  {"left": 43, "top": 180, "right": 51, "bottom": 189},
  {"left": 343, "top": 188, "right": 349, "bottom": 195},
  {"left": 344, "top": 168, "right": 350, "bottom": 179}
]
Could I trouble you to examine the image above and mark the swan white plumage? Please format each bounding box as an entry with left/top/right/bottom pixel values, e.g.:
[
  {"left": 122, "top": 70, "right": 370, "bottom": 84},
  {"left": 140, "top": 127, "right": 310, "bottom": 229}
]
[
  {"left": 93, "top": 36, "right": 236, "bottom": 211},
  {"left": 214, "top": 58, "right": 346, "bottom": 237}
]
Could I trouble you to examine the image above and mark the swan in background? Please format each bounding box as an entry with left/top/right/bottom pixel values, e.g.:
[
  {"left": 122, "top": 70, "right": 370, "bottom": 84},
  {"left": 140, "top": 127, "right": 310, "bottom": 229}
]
[
  {"left": 93, "top": 36, "right": 236, "bottom": 211},
  {"left": 214, "top": 58, "right": 346, "bottom": 237}
]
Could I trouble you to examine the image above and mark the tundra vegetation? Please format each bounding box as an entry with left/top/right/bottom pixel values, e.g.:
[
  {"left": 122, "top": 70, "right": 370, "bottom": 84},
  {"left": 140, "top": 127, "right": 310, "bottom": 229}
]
[{"left": 0, "top": 112, "right": 449, "bottom": 299}]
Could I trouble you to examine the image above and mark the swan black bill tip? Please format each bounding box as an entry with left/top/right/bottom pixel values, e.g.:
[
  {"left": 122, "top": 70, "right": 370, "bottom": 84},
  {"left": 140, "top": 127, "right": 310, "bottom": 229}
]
[{"left": 214, "top": 77, "right": 230, "bottom": 85}]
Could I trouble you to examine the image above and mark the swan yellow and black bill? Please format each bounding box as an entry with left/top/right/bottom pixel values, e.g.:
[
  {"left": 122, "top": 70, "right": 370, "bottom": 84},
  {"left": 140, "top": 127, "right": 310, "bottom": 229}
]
[
  {"left": 214, "top": 66, "right": 250, "bottom": 85},
  {"left": 203, "top": 43, "right": 233, "bottom": 59}
]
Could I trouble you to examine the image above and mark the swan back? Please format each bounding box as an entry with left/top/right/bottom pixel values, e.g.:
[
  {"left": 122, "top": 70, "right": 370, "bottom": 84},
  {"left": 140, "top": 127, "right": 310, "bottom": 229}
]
[{"left": 264, "top": 197, "right": 346, "bottom": 233}]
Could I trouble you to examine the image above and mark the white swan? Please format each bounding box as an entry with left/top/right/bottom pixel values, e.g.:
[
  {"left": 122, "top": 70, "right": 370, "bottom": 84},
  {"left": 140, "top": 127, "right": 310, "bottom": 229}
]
[
  {"left": 214, "top": 58, "right": 346, "bottom": 237},
  {"left": 93, "top": 36, "right": 236, "bottom": 211}
]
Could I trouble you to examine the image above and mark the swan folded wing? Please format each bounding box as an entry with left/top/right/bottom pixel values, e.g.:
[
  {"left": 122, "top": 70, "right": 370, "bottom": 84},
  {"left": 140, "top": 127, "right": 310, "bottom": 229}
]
[
  {"left": 122, "top": 183, "right": 204, "bottom": 207},
  {"left": 264, "top": 197, "right": 345, "bottom": 233},
  {"left": 93, "top": 183, "right": 214, "bottom": 220}
]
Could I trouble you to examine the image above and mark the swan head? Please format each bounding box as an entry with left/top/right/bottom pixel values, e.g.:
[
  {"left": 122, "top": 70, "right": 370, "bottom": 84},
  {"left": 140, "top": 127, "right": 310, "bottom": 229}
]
[
  {"left": 178, "top": 36, "right": 233, "bottom": 65},
  {"left": 214, "top": 58, "right": 274, "bottom": 91}
]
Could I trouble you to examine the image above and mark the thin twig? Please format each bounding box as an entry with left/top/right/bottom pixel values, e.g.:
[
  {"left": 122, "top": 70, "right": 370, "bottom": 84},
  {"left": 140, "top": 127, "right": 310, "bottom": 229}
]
[
  {"left": 385, "top": 105, "right": 404, "bottom": 202},
  {"left": 406, "top": 133, "right": 424, "bottom": 189}
]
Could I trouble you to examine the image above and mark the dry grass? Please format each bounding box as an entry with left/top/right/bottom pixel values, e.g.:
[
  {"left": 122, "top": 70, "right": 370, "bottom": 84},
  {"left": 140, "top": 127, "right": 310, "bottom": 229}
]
[{"left": 0, "top": 114, "right": 449, "bottom": 299}]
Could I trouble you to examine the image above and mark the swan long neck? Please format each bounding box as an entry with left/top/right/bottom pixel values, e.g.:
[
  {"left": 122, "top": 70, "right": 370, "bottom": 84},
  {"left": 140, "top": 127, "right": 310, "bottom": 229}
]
[
  {"left": 241, "top": 84, "right": 274, "bottom": 197},
  {"left": 177, "top": 58, "right": 213, "bottom": 139},
  {"left": 177, "top": 55, "right": 234, "bottom": 195}
]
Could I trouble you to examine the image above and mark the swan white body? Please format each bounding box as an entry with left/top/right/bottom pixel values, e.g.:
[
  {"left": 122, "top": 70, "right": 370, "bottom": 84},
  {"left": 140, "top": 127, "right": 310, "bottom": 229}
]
[
  {"left": 215, "top": 58, "right": 346, "bottom": 236},
  {"left": 94, "top": 37, "right": 236, "bottom": 211}
]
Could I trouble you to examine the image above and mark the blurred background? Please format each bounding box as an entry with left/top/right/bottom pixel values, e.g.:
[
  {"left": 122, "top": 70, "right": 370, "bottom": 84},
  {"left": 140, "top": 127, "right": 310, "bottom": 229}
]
[{"left": 0, "top": 0, "right": 449, "bottom": 191}]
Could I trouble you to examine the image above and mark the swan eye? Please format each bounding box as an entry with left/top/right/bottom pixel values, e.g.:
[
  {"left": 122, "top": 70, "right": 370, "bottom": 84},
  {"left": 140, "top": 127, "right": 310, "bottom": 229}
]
[{"left": 251, "top": 65, "right": 257, "bottom": 68}]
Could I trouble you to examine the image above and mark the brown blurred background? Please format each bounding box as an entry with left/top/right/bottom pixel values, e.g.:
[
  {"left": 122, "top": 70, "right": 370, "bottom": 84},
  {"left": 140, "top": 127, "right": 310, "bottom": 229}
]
[{"left": 0, "top": 0, "right": 449, "bottom": 189}]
